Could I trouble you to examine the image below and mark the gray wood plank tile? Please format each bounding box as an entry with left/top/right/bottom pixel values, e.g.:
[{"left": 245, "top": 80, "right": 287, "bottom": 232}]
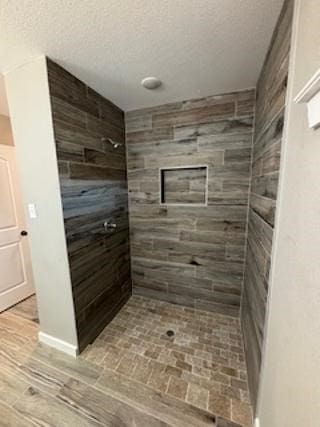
[
  {"left": 58, "top": 378, "right": 173, "bottom": 427},
  {"left": 0, "top": 401, "right": 36, "bottom": 427},
  {"left": 47, "top": 58, "right": 131, "bottom": 352},
  {"left": 96, "top": 368, "right": 218, "bottom": 427},
  {"left": 14, "top": 387, "right": 102, "bottom": 427},
  {"left": 30, "top": 344, "right": 100, "bottom": 385},
  {"left": 241, "top": 0, "right": 293, "bottom": 411}
]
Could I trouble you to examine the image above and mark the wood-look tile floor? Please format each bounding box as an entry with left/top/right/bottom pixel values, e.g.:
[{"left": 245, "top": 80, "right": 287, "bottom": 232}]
[
  {"left": 7, "top": 295, "right": 39, "bottom": 323},
  {"left": 0, "top": 295, "right": 252, "bottom": 427}
]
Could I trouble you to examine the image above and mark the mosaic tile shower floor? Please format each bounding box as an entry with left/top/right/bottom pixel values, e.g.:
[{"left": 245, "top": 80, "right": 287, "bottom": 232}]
[{"left": 82, "top": 296, "right": 253, "bottom": 426}]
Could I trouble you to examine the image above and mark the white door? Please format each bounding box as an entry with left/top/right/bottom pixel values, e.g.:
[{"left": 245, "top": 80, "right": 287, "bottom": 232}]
[{"left": 0, "top": 144, "right": 34, "bottom": 312}]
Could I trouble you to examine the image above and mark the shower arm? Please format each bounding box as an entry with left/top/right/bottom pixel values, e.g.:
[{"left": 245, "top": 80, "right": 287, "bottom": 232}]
[{"left": 101, "top": 137, "right": 122, "bottom": 149}]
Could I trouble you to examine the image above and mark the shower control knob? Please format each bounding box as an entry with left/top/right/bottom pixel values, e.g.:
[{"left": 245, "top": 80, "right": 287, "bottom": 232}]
[{"left": 103, "top": 221, "right": 117, "bottom": 232}]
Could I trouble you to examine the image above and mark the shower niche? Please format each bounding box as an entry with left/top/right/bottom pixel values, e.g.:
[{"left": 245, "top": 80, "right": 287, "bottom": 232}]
[{"left": 160, "top": 165, "right": 208, "bottom": 206}]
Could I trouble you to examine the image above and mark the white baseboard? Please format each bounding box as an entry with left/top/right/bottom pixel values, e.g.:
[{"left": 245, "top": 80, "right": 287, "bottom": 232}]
[
  {"left": 38, "top": 331, "right": 78, "bottom": 357},
  {"left": 255, "top": 417, "right": 260, "bottom": 427}
]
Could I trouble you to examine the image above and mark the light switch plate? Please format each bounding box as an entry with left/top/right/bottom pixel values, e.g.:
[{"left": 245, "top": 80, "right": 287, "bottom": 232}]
[
  {"left": 28, "top": 203, "right": 37, "bottom": 219},
  {"left": 295, "top": 68, "right": 320, "bottom": 129}
]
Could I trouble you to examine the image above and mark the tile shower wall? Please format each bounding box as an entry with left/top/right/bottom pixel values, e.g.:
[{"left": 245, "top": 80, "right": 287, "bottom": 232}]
[
  {"left": 47, "top": 59, "right": 131, "bottom": 351},
  {"left": 126, "top": 90, "right": 255, "bottom": 317},
  {"left": 241, "top": 0, "right": 294, "bottom": 409}
]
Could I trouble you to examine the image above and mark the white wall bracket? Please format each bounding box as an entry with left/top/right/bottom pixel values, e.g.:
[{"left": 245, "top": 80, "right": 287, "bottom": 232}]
[{"left": 295, "top": 68, "right": 320, "bottom": 129}]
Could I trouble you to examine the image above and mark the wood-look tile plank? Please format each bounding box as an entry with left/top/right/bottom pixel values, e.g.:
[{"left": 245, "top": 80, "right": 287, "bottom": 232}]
[
  {"left": 96, "top": 368, "right": 218, "bottom": 427},
  {"left": 18, "top": 357, "right": 71, "bottom": 396},
  {"left": 0, "top": 401, "right": 36, "bottom": 427},
  {"left": 58, "top": 378, "right": 173, "bottom": 427},
  {"left": 47, "top": 58, "right": 131, "bottom": 352},
  {"left": 14, "top": 386, "right": 102, "bottom": 427},
  {"left": 152, "top": 102, "right": 235, "bottom": 128},
  {"left": 30, "top": 344, "right": 100, "bottom": 385},
  {"left": 7, "top": 295, "right": 39, "bottom": 323},
  {"left": 241, "top": 0, "right": 293, "bottom": 411},
  {"left": 69, "top": 162, "right": 126, "bottom": 181},
  {"left": 0, "top": 366, "right": 30, "bottom": 406}
]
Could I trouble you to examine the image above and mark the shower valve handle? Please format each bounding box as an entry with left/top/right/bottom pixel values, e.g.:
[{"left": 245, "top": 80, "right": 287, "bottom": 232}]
[{"left": 103, "top": 221, "right": 117, "bottom": 232}]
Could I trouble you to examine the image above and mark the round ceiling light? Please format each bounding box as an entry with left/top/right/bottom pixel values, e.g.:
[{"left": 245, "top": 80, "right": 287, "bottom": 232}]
[{"left": 141, "top": 77, "right": 162, "bottom": 90}]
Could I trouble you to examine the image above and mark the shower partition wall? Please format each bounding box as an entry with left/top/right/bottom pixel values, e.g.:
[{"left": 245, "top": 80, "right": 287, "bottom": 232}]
[{"left": 47, "top": 59, "right": 131, "bottom": 351}]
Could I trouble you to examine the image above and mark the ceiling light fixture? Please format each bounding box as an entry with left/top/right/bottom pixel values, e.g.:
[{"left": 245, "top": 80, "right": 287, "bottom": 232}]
[{"left": 141, "top": 77, "right": 162, "bottom": 90}]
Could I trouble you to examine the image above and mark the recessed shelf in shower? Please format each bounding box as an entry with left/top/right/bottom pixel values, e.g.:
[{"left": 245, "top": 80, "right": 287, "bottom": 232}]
[{"left": 160, "top": 165, "right": 208, "bottom": 206}]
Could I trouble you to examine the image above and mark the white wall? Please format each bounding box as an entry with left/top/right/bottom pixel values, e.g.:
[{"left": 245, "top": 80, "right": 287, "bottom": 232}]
[
  {"left": 5, "top": 56, "right": 79, "bottom": 353},
  {"left": 257, "top": 1, "right": 320, "bottom": 426},
  {"left": 0, "top": 114, "right": 13, "bottom": 146},
  {"left": 0, "top": 74, "right": 10, "bottom": 117}
]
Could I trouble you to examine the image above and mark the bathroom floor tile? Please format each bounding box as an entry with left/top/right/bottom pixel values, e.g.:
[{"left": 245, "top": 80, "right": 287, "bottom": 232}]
[
  {"left": 82, "top": 295, "right": 253, "bottom": 426},
  {"left": 0, "top": 294, "right": 253, "bottom": 426}
]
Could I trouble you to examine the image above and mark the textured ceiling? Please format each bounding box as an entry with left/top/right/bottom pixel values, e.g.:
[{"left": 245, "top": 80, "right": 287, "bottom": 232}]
[{"left": 0, "top": 0, "right": 283, "bottom": 111}]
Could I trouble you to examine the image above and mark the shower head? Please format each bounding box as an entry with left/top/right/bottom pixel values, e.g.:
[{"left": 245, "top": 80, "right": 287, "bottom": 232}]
[{"left": 102, "top": 137, "right": 122, "bottom": 149}]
